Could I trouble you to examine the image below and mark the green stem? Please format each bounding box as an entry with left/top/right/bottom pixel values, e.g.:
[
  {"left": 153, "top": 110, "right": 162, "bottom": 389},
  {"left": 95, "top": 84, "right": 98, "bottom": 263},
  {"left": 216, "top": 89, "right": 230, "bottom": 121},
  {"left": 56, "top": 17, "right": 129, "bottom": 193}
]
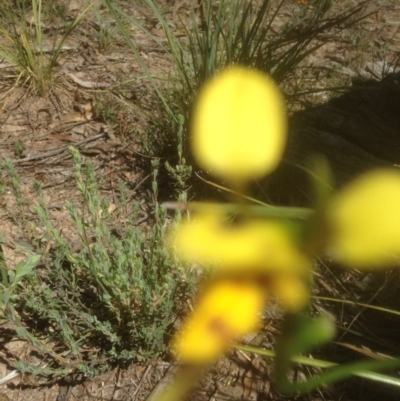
[
  {"left": 162, "top": 201, "right": 314, "bottom": 220},
  {"left": 235, "top": 344, "right": 400, "bottom": 391}
]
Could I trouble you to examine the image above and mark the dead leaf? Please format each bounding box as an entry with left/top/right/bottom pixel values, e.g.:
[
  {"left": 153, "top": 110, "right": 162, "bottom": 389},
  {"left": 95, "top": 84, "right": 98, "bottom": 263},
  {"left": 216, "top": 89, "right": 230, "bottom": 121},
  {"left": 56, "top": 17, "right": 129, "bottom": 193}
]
[
  {"left": 93, "top": 142, "right": 121, "bottom": 153},
  {"left": 64, "top": 70, "right": 111, "bottom": 89},
  {"left": 108, "top": 204, "right": 117, "bottom": 214},
  {"left": 80, "top": 148, "right": 102, "bottom": 155},
  {"left": 335, "top": 342, "right": 392, "bottom": 360},
  {"left": 68, "top": 0, "right": 83, "bottom": 11},
  {"left": 115, "top": 155, "right": 127, "bottom": 166},
  {"left": 59, "top": 101, "right": 93, "bottom": 125},
  {"left": 122, "top": 171, "right": 133, "bottom": 181},
  {"left": 71, "top": 125, "right": 87, "bottom": 136},
  {"left": 60, "top": 111, "right": 86, "bottom": 124},
  {"left": 47, "top": 134, "right": 77, "bottom": 142}
]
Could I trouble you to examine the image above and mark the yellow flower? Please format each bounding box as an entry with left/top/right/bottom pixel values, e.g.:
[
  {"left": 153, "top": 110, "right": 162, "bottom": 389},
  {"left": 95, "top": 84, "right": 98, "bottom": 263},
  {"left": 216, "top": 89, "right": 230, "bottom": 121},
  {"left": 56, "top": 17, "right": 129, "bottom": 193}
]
[
  {"left": 172, "top": 278, "right": 265, "bottom": 363},
  {"left": 328, "top": 169, "right": 400, "bottom": 267},
  {"left": 169, "top": 66, "right": 308, "bottom": 366},
  {"left": 270, "top": 274, "right": 309, "bottom": 312},
  {"left": 191, "top": 66, "right": 287, "bottom": 182},
  {"left": 171, "top": 212, "right": 309, "bottom": 274}
]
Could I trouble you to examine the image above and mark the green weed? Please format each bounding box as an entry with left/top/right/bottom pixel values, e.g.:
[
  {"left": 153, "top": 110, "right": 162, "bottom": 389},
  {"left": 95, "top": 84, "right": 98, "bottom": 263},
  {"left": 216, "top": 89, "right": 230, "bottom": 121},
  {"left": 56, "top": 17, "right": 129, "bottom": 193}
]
[
  {"left": 93, "top": 5, "right": 119, "bottom": 51},
  {"left": 0, "top": 0, "right": 92, "bottom": 95},
  {"left": 0, "top": 149, "right": 195, "bottom": 376}
]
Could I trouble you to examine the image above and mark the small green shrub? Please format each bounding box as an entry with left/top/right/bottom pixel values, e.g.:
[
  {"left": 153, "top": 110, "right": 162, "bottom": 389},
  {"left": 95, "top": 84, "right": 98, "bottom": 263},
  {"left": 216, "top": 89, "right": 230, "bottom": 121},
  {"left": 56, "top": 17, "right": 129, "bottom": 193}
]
[{"left": 0, "top": 148, "right": 195, "bottom": 377}]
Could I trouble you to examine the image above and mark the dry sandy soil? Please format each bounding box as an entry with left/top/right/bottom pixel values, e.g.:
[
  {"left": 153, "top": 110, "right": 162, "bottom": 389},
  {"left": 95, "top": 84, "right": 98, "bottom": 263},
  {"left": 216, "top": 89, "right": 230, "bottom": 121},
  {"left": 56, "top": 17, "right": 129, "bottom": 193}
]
[{"left": 0, "top": 0, "right": 400, "bottom": 400}]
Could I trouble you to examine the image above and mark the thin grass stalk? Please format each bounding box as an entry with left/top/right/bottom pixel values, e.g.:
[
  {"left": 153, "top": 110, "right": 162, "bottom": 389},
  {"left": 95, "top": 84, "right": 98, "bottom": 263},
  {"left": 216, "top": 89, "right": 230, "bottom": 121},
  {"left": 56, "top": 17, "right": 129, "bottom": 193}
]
[
  {"left": 102, "top": 0, "right": 176, "bottom": 120},
  {"left": 237, "top": 345, "right": 400, "bottom": 389},
  {"left": 48, "top": 2, "right": 94, "bottom": 73},
  {"left": 32, "top": 0, "right": 43, "bottom": 53},
  {"left": 142, "top": 0, "right": 185, "bottom": 64}
]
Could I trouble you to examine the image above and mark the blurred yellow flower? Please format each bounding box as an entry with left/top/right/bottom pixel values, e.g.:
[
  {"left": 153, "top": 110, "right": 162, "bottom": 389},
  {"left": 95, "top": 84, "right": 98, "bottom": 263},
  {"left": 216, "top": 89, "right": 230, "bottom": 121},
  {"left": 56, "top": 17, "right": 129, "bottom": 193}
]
[
  {"left": 270, "top": 274, "right": 309, "bottom": 312},
  {"left": 329, "top": 169, "right": 400, "bottom": 267},
  {"left": 170, "top": 66, "right": 308, "bottom": 366},
  {"left": 191, "top": 67, "right": 287, "bottom": 182},
  {"left": 173, "top": 278, "right": 265, "bottom": 363},
  {"left": 171, "top": 212, "right": 309, "bottom": 274}
]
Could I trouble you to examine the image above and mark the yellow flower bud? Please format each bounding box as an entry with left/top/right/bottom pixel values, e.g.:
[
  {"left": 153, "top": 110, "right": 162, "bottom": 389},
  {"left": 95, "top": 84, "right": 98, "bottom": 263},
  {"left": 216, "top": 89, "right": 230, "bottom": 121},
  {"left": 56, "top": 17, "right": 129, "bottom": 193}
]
[
  {"left": 172, "top": 279, "right": 265, "bottom": 363},
  {"left": 270, "top": 274, "right": 309, "bottom": 312},
  {"left": 329, "top": 169, "right": 400, "bottom": 267},
  {"left": 171, "top": 212, "right": 309, "bottom": 274},
  {"left": 191, "top": 67, "right": 287, "bottom": 182}
]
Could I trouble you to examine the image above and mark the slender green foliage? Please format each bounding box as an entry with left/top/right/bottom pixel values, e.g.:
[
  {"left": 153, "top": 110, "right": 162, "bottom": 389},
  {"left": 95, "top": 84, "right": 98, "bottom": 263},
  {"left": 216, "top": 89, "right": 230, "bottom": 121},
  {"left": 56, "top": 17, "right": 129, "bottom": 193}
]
[
  {"left": 102, "top": 0, "right": 371, "bottom": 198},
  {"left": 0, "top": 151, "right": 195, "bottom": 376},
  {"left": 0, "top": 0, "right": 92, "bottom": 94}
]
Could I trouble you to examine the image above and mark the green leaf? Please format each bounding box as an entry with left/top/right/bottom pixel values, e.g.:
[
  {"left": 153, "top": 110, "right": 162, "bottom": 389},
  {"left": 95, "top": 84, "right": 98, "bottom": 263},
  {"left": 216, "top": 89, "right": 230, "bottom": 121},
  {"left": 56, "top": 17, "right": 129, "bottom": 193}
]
[
  {"left": 236, "top": 345, "right": 400, "bottom": 389},
  {"left": 14, "top": 254, "right": 40, "bottom": 284},
  {"left": 7, "top": 270, "right": 15, "bottom": 283},
  {"left": 275, "top": 314, "right": 335, "bottom": 391},
  {"left": 3, "top": 289, "right": 11, "bottom": 304}
]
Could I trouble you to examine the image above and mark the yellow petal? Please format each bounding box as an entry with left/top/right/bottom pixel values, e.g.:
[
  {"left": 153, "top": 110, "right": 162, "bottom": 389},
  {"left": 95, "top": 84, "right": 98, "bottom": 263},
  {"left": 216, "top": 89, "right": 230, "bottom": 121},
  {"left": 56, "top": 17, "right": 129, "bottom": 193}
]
[
  {"left": 191, "top": 66, "right": 287, "bottom": 182},
  {"left": 270, "top": 274, "right": 310, "bottom": 312},
  {"left": 172, "top": 314, "right": 226, "bottom": 364},
  {"left": 172, "top": 279, "right": 265, "bottom": 363},
  {"left": 329, "top": 169, "right": 400, "bottom": 267},
  {"left": 171, "top": 212, "right": 308, "bottom": 274}
]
